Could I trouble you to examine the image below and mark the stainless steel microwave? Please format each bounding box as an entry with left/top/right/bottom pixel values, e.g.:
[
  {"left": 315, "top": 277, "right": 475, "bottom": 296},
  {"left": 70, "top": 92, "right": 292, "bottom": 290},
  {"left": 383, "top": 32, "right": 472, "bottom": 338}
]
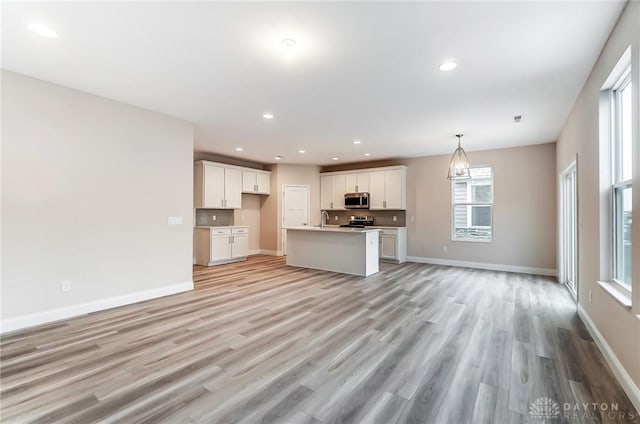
[{"left": 344, "top": 192, "right": 370, "bottom": 209}]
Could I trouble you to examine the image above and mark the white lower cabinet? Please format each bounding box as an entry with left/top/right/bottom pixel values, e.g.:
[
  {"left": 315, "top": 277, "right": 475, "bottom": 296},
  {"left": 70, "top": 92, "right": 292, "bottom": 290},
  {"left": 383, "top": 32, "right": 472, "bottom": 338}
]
[
  {"left": 195, "top": 226, "right": 249, "bottom": 266},
  {"left": 230, "top": 228, "right": 249, "bottom": 259},
  {"left": 377, "top": 227, "right": 407, "bottom": 263}
]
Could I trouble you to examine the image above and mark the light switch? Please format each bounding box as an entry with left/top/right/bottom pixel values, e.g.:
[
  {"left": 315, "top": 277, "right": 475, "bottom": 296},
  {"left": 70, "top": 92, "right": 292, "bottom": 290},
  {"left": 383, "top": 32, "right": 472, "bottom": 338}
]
[{"left": 168, "top": 216, "right": 183, "bottom": 225}]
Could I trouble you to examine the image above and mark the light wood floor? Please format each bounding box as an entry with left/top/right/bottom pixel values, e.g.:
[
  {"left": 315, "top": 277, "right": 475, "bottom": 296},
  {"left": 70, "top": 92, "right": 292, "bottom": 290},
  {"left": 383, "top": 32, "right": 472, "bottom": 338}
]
[{"left": 1, "top": 256, "right": 637, "bottom": 423}]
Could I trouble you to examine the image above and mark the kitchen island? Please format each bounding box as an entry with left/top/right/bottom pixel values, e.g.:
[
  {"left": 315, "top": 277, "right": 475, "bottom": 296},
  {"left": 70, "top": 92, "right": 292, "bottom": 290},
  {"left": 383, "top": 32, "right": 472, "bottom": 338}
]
[{"left": 285, "top": 226, "right": 380, "bottom": 276}]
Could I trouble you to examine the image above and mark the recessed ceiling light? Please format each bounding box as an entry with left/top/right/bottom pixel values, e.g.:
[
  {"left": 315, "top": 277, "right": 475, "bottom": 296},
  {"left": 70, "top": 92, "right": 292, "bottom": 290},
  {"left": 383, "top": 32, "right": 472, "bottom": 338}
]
[
  {"left": 275, "top": 155, "right": 283, "bottom": 160},
  {"left": 331, "top": 157, "right": 339, "bottom": 161},
  {"left": 298, "top": 149, "right": 306, "bottom": 154},
  {"left": 262, "top": 113, "right": 274, "bottom": 119},
  {"left": 353, "top": 140, "right": 362, "bottom": 145},
  {"left": 438, "top": 61, "right": 457, "bottom": 72},
  {"left": 235, "top": 147, "right": 244, "bottom": 152},
  {"left": 27, "top": 23, "right": 58, "bottom": 38},
  {"left": 282, "top": 38, "right": 297, "bottom": 50},
  {"left": 364, "top": 153, "right": 371, "bottom": 156}
]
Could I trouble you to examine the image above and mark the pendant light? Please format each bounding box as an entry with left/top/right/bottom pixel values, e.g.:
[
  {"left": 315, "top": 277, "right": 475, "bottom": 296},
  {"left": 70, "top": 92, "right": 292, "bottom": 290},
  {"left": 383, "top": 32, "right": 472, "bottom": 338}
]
[{"left": 447, "top": 134, "right": 471, "bottom": 180}]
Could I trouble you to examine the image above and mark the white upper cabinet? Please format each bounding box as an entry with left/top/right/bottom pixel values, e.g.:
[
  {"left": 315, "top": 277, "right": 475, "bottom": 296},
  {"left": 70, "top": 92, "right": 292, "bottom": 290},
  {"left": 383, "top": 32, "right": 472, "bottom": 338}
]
[
  {"left": 321, "top": 175, "right": 334, "bottom": 210},
  {"left": 332, "top": 174, "right": 346, "bottom": 209},
  {"left": 382, "top": 169, "right": 404, "bottom": 209},
  {"left": 199, "top": 163, "right": 225, "bottom": 208},
  {"left": 242, "top": 170, "right": 271, "bottom": 195},
  {"left": 322, "top": 166, "right": 406, "bottom": 211},
  {"left": 369, "top": 168, "right": 406, "bottom": 210},
  {"left": 224, "top": 168, "right": 242, "bottom": 208},
  {"left": 369, "top": 171, "right": 386, "bottom": 209},
  {"left": 345, "top": 172, "right": 370, "bottom": 193},
  {"left": 320, "top": 174, "right": 346, "bottom": 210},
  {"left": 195, "top": 161, "right": 264, "bottom": 209}
]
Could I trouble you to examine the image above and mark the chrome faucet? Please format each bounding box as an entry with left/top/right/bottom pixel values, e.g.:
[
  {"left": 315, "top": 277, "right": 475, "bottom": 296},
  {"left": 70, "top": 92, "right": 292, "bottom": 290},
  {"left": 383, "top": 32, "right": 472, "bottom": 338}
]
[{"left": 321, "top": 211, "right": 329, "bottom": 228}]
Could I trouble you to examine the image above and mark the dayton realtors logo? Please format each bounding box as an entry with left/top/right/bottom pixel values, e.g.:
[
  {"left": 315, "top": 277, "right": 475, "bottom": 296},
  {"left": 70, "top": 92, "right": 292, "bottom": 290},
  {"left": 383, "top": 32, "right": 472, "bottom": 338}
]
[
  {"left": 529, "top": 397, "right": 560, "bottom": 420},
  {"left": 529, "top": 398, "right": 638, "bottom": 422}
]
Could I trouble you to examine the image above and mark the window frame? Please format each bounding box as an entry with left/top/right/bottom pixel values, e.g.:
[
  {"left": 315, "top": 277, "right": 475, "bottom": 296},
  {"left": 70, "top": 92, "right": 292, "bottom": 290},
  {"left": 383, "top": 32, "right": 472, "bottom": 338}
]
[
  {"left": 451, "top": 165, "right": 494, "bottom": 243},
  {"left": 609, "top": 65, "right": 632, "bottom": 294}
]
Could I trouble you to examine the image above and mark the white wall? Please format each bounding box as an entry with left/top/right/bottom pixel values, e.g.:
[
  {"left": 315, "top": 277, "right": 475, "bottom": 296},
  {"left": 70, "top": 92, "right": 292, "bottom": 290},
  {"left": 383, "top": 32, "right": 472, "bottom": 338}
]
[
  {"left": 555, "top": 1, "right": 640, "bottom": 397},
  {"left": 1, "top": 71, "right": 194, "bottom": 331},
  {"left": 404, "top": 143, "right": 557, "bottom": 274}
]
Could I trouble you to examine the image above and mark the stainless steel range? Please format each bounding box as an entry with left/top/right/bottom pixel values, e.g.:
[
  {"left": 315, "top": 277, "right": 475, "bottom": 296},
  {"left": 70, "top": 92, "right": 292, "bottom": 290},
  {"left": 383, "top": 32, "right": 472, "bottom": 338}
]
[{"left": 339, "top": 216, "right": 375, "bottom": 228}]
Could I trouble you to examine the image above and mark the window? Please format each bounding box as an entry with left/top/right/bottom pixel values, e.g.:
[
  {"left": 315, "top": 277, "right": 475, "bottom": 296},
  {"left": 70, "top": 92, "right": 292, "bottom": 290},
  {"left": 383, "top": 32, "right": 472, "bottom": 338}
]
[
  {"left": 611, "top": 65, "right": 632, "bottom": 290},
  {"left": 452, "top": 166, "right": 493, "bottom": 241}
]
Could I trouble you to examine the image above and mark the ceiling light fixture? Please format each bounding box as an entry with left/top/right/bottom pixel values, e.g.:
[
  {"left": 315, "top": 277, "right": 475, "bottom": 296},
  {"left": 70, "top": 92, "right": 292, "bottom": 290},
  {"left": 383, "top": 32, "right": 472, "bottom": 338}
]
[
  {"left": 27, "top": 23, "right": 58, "bottom": 38},
  {"left": 282, "top": 38, "right": 297, "bottom": 51},
  {"left": 331, "top": 157, "right": 339, "bottom": 161},
  {"left": 447, "top": 134, "right": 470, "bottom": 180},
  {"left": 275, "top": 155, "right": 283, "bottom": 160},
  {"left": 438, "top": 61, "right": 457, "bottom": 72},
  {"left": 298, "top": 149, "right": 305, "bottom": 154},
  {"left": 262, "top": 113, "right": 274, "bottom": 119},
  {"left": 364, "top": 153, "right": 371, "bottom": 157},
  {"left": 235, "top": 147, "right": 244, "bottom": 152},
  {"left": 353, "top": 140, "right": 362, "bottom": 145}
]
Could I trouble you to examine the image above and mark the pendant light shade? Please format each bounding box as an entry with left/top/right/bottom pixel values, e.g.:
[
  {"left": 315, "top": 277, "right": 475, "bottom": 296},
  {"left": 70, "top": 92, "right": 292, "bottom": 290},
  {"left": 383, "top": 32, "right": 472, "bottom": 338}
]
[{"left": 447, "top": 134, "right": 471, "bottom": 180}]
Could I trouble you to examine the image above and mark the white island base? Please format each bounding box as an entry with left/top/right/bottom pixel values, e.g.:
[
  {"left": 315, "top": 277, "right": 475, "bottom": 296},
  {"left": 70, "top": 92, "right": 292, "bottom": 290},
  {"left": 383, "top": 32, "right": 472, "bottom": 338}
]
[{"left": 285, "top": 227, "right": 380, "bottom": 276}]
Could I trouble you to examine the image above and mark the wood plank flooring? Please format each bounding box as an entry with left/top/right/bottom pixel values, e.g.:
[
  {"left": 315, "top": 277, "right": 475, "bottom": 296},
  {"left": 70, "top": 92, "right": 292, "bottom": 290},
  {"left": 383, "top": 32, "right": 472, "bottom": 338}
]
[{"left": 1, "top": 256, "right": 638, "bottom": 423}]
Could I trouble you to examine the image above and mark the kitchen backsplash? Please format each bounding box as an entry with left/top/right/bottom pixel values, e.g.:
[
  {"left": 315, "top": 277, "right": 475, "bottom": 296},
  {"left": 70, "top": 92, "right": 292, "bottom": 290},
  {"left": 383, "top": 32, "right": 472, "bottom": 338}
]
[
  {"left": 326, "top": 210, "right": 406, "bottom": 227},
  {"left": 195, "top": 209, "right": 234, "bottom": 226}
]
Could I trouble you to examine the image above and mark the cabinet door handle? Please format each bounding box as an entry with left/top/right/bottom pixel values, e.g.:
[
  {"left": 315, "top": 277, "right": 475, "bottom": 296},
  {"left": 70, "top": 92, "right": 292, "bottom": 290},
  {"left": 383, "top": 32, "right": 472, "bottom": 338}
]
[
  {"left": 355, "top": 184, "right": 358, "bottom": 192},
  {"left": 229, "top": 236, "right": 232, "bottom": 244},
  {"left": 221, "top": 199, "right": 224, "bottom": 207},
  {"left": 331, "top": 201, "right": 333, "bottom": 208},
  {"left": 383, "top": 200, "right": 386, "bottom": 208}
]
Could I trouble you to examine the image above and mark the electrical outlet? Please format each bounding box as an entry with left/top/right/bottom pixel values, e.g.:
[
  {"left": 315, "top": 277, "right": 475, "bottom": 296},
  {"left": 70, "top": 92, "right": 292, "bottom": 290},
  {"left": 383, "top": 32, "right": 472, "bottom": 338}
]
[
  {"left": 61, "top": 280, "right": 72, "bottom": 292},
  {"left": 589, "top": 289, "right": 592, "bottom": 303},
  {"left": 411, "top": 216, "right": 415, "bottom": 222},
  {"left": 442, "top": 246, "right": 447, "bottom": 252},
  {"left": 212, "top": 215, "right": 217, "bottom": 221},
  {"left": 167, "top": 216, "right": 183, "bottom": 225},
  {"left": 393, "top": 216, "right": 397, "bottom": 222}
]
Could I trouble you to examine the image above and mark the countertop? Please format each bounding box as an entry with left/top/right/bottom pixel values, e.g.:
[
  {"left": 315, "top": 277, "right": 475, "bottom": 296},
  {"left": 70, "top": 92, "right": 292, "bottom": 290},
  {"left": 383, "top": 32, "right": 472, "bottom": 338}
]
[
  {"left": 286, "top": 226, "right": 381, "bottom": 233},
  {"left": 194, "top": 225, "right": 249, "bottom": 229},
  {"left": 320, "top": 225, "right": 406, "bottom": 230}
]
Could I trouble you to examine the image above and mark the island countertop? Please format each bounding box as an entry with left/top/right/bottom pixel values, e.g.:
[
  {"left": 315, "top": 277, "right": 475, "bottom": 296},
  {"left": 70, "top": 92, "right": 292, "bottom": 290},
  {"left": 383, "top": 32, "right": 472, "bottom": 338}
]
[{"left": 285, "top": 226, "right": 380, "bottom": 234}]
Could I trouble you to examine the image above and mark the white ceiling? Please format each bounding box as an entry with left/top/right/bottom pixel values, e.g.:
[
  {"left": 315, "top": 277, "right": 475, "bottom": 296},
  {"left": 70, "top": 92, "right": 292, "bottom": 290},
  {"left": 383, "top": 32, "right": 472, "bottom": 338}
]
[{"left": 2, "top": 1, "right": 625, "bottom": 165}]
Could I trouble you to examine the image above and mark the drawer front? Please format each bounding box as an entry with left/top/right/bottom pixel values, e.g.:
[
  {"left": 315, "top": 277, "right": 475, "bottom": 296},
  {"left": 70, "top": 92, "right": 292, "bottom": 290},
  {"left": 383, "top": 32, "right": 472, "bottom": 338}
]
[
  {"left": 379, "top": 229, "right": 398, "bottom": 236},
  {"left": 211, "top": 228, "right": 232, "bottom": 236},
  {"left": 232, "top": 227, "right": 248, "bottom": 234}
]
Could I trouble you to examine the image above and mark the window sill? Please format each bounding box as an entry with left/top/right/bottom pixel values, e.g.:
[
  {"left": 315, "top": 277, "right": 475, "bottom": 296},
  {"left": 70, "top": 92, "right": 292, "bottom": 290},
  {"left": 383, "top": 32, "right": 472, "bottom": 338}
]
[
  {"left": 452, "top": 238, "right": 492, "bottom": 243},
  {"left": 597, "top": 281, "right": 632, "bottom": 309}
]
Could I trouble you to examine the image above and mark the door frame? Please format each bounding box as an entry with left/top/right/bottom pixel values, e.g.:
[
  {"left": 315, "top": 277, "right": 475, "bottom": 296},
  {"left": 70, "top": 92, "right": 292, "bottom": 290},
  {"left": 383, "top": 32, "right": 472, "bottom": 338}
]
[
  {"left": 281, "top": 184, "right": 311, "bottom": 256},
  {"left": 559, "top": 159, "right": 578, "bottom": 299}
]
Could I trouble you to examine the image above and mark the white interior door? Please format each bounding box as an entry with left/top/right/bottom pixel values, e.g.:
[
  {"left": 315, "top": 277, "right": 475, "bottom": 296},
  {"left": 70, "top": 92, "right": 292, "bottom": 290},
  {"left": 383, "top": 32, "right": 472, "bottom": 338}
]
[
  {"left": 282, "top": 185, "right": 310, "bottom": 255},
  {"left": 561, "top": 163, "right": 578, "bottom": 297}
]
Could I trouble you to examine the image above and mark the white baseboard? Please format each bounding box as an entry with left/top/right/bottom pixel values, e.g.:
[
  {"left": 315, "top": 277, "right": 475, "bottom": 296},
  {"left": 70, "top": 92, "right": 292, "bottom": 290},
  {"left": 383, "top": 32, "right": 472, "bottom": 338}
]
[
  {"left": 577, "top": 304, "right": 640, "bottom": 414},
  {"left": 0, "top": 281, "right": 194, "bottom": 335},
  {"left": 406, "top": 256, "right": 557, "bottom": 277},
  {"left": 252, "top": 249, "right": 278, "bottom": 256}
]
